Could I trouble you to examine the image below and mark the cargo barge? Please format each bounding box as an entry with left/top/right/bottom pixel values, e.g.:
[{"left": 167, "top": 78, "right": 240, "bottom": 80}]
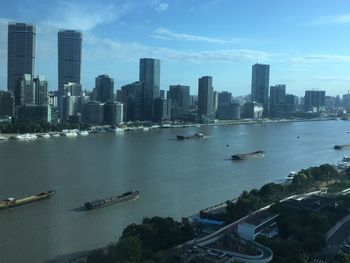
[
  {"left": 84, "top": 190, "right": 139, "bottom": 210},
  {"left": 176, "top": 132, "right": 204, "bottom": 140},
  {"left": 231, "top": 150, "right": 265, "bottom": 160},
  {"left": 0, "top": 190, "right": 55, "bottom": 210},
  {"left": 334, "top": 144, "right": 350, "bottom": 150}
]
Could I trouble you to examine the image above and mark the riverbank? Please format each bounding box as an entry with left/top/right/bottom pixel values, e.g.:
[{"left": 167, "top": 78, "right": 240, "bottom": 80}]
[{"left": 0, "top": 117, "right": 338, "bottom": 141}]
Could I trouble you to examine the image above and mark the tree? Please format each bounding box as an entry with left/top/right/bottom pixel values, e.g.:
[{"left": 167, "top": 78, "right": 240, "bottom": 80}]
[{"left": 115, "top": 236, "right": 144, "bottom": 262}]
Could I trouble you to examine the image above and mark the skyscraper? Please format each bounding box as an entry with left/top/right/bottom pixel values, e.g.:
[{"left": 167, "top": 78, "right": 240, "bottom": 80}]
[
  {"left": 251, "top": 63, "right": 270, "bottom": 115},
  {"left": 269, "top": 84, "right": 286, "bottom": 118},
  {"left": 121, "top": 82, "right": 144, "bottom": 121},
  {"left": 218, "top": 91, "right": 232, "bottom": 106},
  {"left": 58, "top": 30, "right": 82, "bottom": 96},
  {"left": 304, "top": 90, "right": 325, "bottom": 112},
  {"left": 168, "top": 85, "right": 190, "bottom": 120},
  {"left": 34, "top": 75, "right": 48, "bottom": 105},
  {"left": 139, "top": 58, "right": 160, "bottom": 120},
  {"left": 7, "top": 23, "right": 36, "bottom": 104},
  {"left": 197, "top": 76, "right": 214, "bottom": 120},
  {"left": 0, "top": 91, "right": 14, "bottom": 116},
  {"left": 95, "top": 75, "right": 114, "bottom": 103}
]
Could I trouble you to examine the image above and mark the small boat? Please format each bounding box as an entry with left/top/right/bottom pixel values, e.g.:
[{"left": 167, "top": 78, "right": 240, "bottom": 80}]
[
  {"left": 14, "top": 133, "right": 37, "bottom": 140},
  {"left": 143, "top": 127, "right": 149, "bottom": 131},
  {"left": 39, "top": 133, "right": 50, "bottom": 138},
  {"left": 176, "top": 132, "right": 204, "bottom": 140},
  {"left": 343, "top": 156, "right": 350, "bottom": 162},
  {"left": 231, "top": 150, "right": 265, "bottom": 160},
  {"left": 63, "top": 132, "right": 78, "bottom": 137},
  {"left": 78, "top": 130, "right": 89, "bottom": 136},
  {"left": 51, "top": 133, "right": 61, "bottom": 137},
  {"left": 114, "top": 127, "right": 124, "bottom": 133},
  {"left": 286, "top": 171, "right": 297, "bottom": 180}
]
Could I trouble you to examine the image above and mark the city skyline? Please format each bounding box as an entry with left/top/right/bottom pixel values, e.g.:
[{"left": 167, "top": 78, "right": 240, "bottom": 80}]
[{"left": 1, "top": 1, "right": 350, "bottom": 96}]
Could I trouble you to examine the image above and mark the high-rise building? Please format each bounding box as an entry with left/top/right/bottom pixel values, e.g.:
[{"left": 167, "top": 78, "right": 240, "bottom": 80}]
[
  {"left": 104, "top": 101, "right": 123, "bottom": 125},
  {"left": 17, "top": 104, "right": 53, "bottom": 124},
  {"left": 168, "top": 85, "right": 190, "bottom": 120},
  {"left": 217, "top": 103, "right": 241, "bottom": 120},
  {"left": 197, "top": 76, "right": 214, "bottom": 120},
  {"left": 285, "top": 94, "right": 297, "bottom": 115},
  {"left": 63, "top": 82, "right": 82, "bottom": 96},
  {"left": 160, "top": 90, "right": 166, "bottom": 99},
  {"left": 48, "top": 91, "right": 58, "bottom": 107},
  {"left": 243, "top": 102, "right": 264, "bottom": 119},
  {"left": 218, "top": 91, "right": 232, "bottom": 106},
  {"left": 213, "top": 91, "right": 219, "bottom": 114},
  {"left": 8, "top": 23, "right": 36, "bottom": 103},
  {"left": 0, "top": 91, "right": 14, "bottom": 116},
  {"left": 121, "top": 82, "right": 144, "bottom": 121},
  {"left": 19, "top": 74, "right": 35, "bottom": 105},
  {"left": 82, "top": 101, "right": 104, "bottom": 124},
  {"left": 343, "top": 94, "right": 350, "bottom": 112},
  {"left": 139, "top": 58, "right": 160, "bottom": 120},
  {"left": 95, "top": 75, "right": 114, "bottom": 103},
  {"left": 61, "top": 94, "right": 79, "bottom": 121},
  {"left": 304, "top": 90, "right": 325, "bottom": 112},
  {"left": 251, "top": 63, "right": 270, "bottom": 115},
  {"left": 154, "top": 98, "right": 171, "bottom": 121},
  {"left": 58, "top": 30, "right": 82, "bottom": 96},
  {"left": 34, "top": 75, "right": 48, "bottom": 105},
  {"left": 269, "top": 84, "right": 286, "bottom": 118}
]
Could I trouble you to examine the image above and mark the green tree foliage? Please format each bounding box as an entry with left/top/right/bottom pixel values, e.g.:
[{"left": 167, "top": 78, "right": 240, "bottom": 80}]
[
  {"left": 86, "top": 216, "right": 194, "bottom": 263},
  {"left": 335, "top": 253, "right": 350, "bottom": 263}
]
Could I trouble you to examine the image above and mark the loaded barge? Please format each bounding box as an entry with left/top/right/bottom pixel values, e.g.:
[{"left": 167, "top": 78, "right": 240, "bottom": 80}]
[
  {"left": 231, "top": 150, "right": 265, "bottom": 160},
  {"left": 176, "top": 132, "right": 204, "bottom": 140},
  {"left": 84, "top": 190, "right": 139, "bottom": 210},
  {"left": 0, "top": 190, "right": 55, "bottom": 210},
  {"left": 334, "top": 144, "right": 350, "bottom": 150}
]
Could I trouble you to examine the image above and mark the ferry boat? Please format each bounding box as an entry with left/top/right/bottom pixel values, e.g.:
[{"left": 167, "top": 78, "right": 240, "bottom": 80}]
[
  {"left": 176, "top": 132, "right": 204, "bottom": 140},
  {"left": 231, "top": 150, "right": 265, "bottom": 161},
  {"left": 0, "top": 190, "right": 55, "bottom": 210},
  {"left": 84, "top": 190, "right": 139, "bottom": 210}
]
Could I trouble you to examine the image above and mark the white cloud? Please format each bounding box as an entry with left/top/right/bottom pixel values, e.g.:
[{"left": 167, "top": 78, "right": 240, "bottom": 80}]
[
  {"left": 83, "top": 31, "right": 270, "bottom": 63},
  {"left": 151, "top": 0, "right": 169, "bottom": 13},
  {"left": 43, "top": 1, "right": 134, "bottom": 31},
  {"left": 152, "top": 27, "right": 245, "bottom": 44},
  {"left": 286, "top": 54, "right": 350, "bottom": 63},
  {"left": 311, "top": 13, "right": 350, "bottom": 25}
]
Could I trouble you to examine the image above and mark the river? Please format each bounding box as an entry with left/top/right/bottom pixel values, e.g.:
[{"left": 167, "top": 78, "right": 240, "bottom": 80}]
[{"left": 0, "top": 120, "right": 348, "bottom": 262}]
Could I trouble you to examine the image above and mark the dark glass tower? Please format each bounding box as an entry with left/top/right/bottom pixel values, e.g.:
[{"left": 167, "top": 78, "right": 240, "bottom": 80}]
[
  {"left": 95, "top": 75, "right": 114, "bottom": 103},
  {"left": 251, "top": 63, "right": 270, "bottom": 115},
  {"left": 58, "top": 30, "right": 82, "bottom": 96},
  {"left": 139, "top": 58, "right": 160, "bottom": 120},
  {"left": 7, "top": 23, "right": 36, "bottom": 105},
  {"left": 198, "top": 76, "right": 214, "bottom": 119}
]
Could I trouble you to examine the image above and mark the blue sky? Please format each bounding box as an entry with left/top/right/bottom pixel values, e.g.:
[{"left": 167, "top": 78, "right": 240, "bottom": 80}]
[{"left": 0, "top": 0, "right": 350, "bottom": 96}]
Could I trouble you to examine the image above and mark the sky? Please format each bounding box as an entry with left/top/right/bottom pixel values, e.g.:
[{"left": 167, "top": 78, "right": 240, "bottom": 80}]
[{"left": 0, "top": 0, "right": 350, "bottom": 96}]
